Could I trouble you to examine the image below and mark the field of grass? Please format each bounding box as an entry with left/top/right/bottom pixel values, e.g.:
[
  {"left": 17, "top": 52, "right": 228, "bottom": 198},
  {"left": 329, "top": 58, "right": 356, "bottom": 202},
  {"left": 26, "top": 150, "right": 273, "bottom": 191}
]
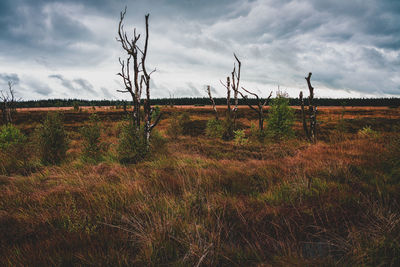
[{"left": 1, "top": 105, "right": 400, "bottom": 266}]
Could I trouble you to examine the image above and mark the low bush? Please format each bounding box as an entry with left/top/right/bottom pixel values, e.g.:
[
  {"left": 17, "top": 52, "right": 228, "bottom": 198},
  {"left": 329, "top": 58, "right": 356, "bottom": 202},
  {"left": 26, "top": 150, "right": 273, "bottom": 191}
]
[
  {"left": 80, "top": 114, "right": 103, "bottom": 163},
  {"left": 149, "top": 129, "right": 167, "bottom": 156},
  {"left": 166, "top": 112, "right": 191, "bottom": 139},
  {"left": 206, "top": 119, "right": 224, "bottom": 139},
  {"left": 358, "top": 125, "right": 379, "bottom": 138},
  {"left": 0, "top": 123, "right": 26, "bottom": 149},
  {"left": 206, "top": 118, "right": 234, "bottom": 140},
  {"left": 0, "top": 124, "right": 35, "bottom": 175},
  {"left": 233, "top": 129, "right": 248, "bottom": 145},
  {"left": 248, "top": 123, "right": 267, "bottom": 143},
  {"left": 266, "top": 94, "right": 294, "bottom": 140},
  {"left": 166, "top": 114, "right": 183, "bottom": 139},
  {"left": 35, "top": 112, "right": 69, "bottom": 165},
  {"left": 117, "top": 121, "right": 147, "bottom": 164},
  {"left": 117, "top": 119, "right": 167, "bottom": 164}
]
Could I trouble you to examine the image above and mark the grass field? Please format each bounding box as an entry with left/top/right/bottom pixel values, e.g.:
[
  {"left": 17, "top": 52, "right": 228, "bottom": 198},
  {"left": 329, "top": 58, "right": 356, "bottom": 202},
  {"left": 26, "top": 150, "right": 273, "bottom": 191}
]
[{"left": 1, "top": 105, "right": 400, "bottom": 266}]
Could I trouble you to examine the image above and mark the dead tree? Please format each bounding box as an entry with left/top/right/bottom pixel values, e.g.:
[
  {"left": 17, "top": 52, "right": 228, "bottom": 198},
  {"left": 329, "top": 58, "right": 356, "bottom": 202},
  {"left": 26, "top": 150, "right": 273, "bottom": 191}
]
[
  {"left": 239, "top": 87, "right": 272, "bottom": 132},
  {"left": 206, "top": 85, "right": 218, "bottom": 120},
  {"left": 299, "top": 72, "right": 317, "bottom": 143},
  {"left": 220, "top": 54, "right": 241, "bottom": 126},
  {"left": 0, "top": 81, "right": 18, "bottom": 124},
  {"left": 116, "top": 8, "right": 161, "bottom": 147},
  {"left": 168, "top": 92, "right": 174, "bottom": 108}
]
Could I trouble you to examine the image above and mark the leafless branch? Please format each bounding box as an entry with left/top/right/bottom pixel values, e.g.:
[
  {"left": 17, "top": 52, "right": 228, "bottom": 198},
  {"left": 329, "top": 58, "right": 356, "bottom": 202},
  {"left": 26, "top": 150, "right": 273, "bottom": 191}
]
[
  {"left": 206, "top": 85, "right": 218, "bottom": 120},
  {"left": 239, "top": 87, "right": 272, "bottom": 131}
]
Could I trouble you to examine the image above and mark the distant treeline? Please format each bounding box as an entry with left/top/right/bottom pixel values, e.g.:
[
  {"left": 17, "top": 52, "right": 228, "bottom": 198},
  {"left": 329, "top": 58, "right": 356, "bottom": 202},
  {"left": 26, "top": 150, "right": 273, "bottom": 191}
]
[{"left": 15, "top": 97, "right": 400, "bottom": 108}]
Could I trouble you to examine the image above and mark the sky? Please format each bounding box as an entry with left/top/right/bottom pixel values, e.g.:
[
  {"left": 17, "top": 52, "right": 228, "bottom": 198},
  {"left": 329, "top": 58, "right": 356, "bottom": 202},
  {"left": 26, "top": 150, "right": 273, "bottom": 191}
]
[{"left": 0, "top": 0, "right": 399, "bottom": 100}]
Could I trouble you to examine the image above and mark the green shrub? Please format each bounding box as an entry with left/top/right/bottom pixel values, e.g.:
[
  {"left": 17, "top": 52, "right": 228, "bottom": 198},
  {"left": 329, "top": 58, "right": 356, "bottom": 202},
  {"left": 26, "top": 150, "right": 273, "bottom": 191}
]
[
  {"left": 80, "top": 114, "right": 103, "bottom": 163},
  {"left": 206, "top": 119, "right": 224, "bottom": 139},
  {"left": 35, "top": 112, "right": 69, "bottom": 165},
  {"left": 249, "top": 123, "right": 267, "bottom": 143},
  {"left": 116, "top": 118, "right": 166, "bottom": 164},
  {"left": 166, "top": 113, "right": 183, "bottom": 139},
  {"left": 179, "top": 112, "right": 192, "bottom": 134},
  {"left": 149, "top": 129, "right": 167, "bottom": 155},
  {"left": 233, "top": 129, "right": 248, "bottom": 145},
  {"left": 117, "top": 121, "right": 147, "bottom": 164},
  {"left": 0, "top": 124, "right": 37, "bottom": 175},
  {"left": 166, "top": 112, "right": 191, "bottom": 139},
  {"left": 266, "top": 95, "right": 294, "bottom": 140},
  {"left": 206, "top": 118, "right": 234, "bottom": 140},
  {"left": 0, "top": 124, "right": 26, "bottom": 150},
  {"left": 222, "top": 117, "right": 235, "bottom": 140},
  {"left": 152, "top": 106, "right": 161, "bottom": 121},
  {"left": 358, "top": 125, "right": 379, "bottom": 138}
]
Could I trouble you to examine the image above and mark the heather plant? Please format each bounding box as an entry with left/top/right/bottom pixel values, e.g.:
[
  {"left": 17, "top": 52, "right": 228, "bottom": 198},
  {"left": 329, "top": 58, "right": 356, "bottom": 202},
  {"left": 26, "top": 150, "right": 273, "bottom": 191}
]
[
  {"left": 249, "top": 123, "right": 267, "bottom": 143},
  {"left": 166, "top": 113, "right": 183, "bottom": 139},
  {"left": 335, "top": 106, "right": 347, "bottom": 133},
  {"left": 179, "top": 112, "right": 190, "bottom": 129},
  {"left": 80, "top": 114, "right": 103, "bottom": 163},
  {"left": 266, "top": 94, "right": 294, "bottom": 140},
  {"left": 166, "top": 112, "right": 191, "bottom": 139},
  {"left": 35, "top": 112, "right": 68, "bottom": 165}
]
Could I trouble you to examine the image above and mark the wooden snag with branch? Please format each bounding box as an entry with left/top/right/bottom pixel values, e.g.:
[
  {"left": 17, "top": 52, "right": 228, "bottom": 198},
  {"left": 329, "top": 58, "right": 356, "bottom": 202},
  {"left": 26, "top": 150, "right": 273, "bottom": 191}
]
[
  {"left": 220, "top": 53, "right": 241, "bottom": 127},
  {"left": 116, "top": 7, "right": 161, "bottom": 148},
  {"left": 0, "top": 81, "right": 18, "bottom": 124},
  {"left": 239, "top": 88, "right": 272, "bottom": 132},
  {"left": 299, "top": 72, "right": 317, "bottom": 143},
  {"left": 206, "top": 85, "right": 218, "bottom": 120}
]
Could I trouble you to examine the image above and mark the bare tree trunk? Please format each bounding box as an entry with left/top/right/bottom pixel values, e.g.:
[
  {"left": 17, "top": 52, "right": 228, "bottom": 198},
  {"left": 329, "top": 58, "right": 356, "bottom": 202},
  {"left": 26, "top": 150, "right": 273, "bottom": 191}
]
[
  {"left": 226, "top": 77, "right": 231, "bottom": 118},
  {"left": 207, "top": 85, "right": 218, "bottom": 120},
  {"left": 300, "top": 72, "right": 317, "bottom": 143},
  {"left": 0, "top": 103, "right": 5, "bottom": 123},
  {"left": 232, "top": 54, "right": 241, "bottom": 128},
  {"left": 220, "top": 53, "right": 241, "bottom": 129},
  {"left": 117, "top": 8, "right": 160, "bottom": 151},
  {"left": 1, "top": 81, "right": 18, "bottom": 124},
  {"left": 299, "top": 91, "right": 310, "bottom": 141}
]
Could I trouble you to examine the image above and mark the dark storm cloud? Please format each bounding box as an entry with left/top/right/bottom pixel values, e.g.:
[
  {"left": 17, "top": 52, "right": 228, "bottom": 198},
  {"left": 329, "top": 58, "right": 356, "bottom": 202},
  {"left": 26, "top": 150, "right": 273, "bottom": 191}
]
[
  {"left": 0, "top": 73, "right": 20, "bottom": 85},
  {"left": 0, "top": 0, "right": 399, "bottom": 98},
  {"left": 101, "top": 87, "right": 114, "bottom": 99},
  {"left": 173, "top": 82, "right": 202, "bottom": 97},
  {"left": 49, "top": 74, "right": 96, "bottom": 95},
  {"left": 24, "top": 78, "right": 53, "bottom": 96}
]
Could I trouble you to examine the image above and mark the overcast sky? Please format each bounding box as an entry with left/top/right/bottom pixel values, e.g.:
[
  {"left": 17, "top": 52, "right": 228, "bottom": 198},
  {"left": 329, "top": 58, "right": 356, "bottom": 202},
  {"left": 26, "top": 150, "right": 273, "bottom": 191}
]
[{"left": 0, "top": 0, "right": 399, "bottom": 100}]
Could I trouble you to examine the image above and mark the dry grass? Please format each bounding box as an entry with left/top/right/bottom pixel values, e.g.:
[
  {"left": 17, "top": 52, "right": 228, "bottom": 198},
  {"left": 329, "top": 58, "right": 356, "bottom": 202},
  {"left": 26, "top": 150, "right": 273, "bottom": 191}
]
[{"left": 0, "top": 106, "right": 399, "bottom": 266}]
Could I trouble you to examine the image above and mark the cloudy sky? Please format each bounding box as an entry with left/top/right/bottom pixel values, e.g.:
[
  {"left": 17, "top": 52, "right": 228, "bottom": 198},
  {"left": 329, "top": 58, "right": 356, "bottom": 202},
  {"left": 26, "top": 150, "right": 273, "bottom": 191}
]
[{"left": 0, "top": 0, "right": 399, "bottom": 100}]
